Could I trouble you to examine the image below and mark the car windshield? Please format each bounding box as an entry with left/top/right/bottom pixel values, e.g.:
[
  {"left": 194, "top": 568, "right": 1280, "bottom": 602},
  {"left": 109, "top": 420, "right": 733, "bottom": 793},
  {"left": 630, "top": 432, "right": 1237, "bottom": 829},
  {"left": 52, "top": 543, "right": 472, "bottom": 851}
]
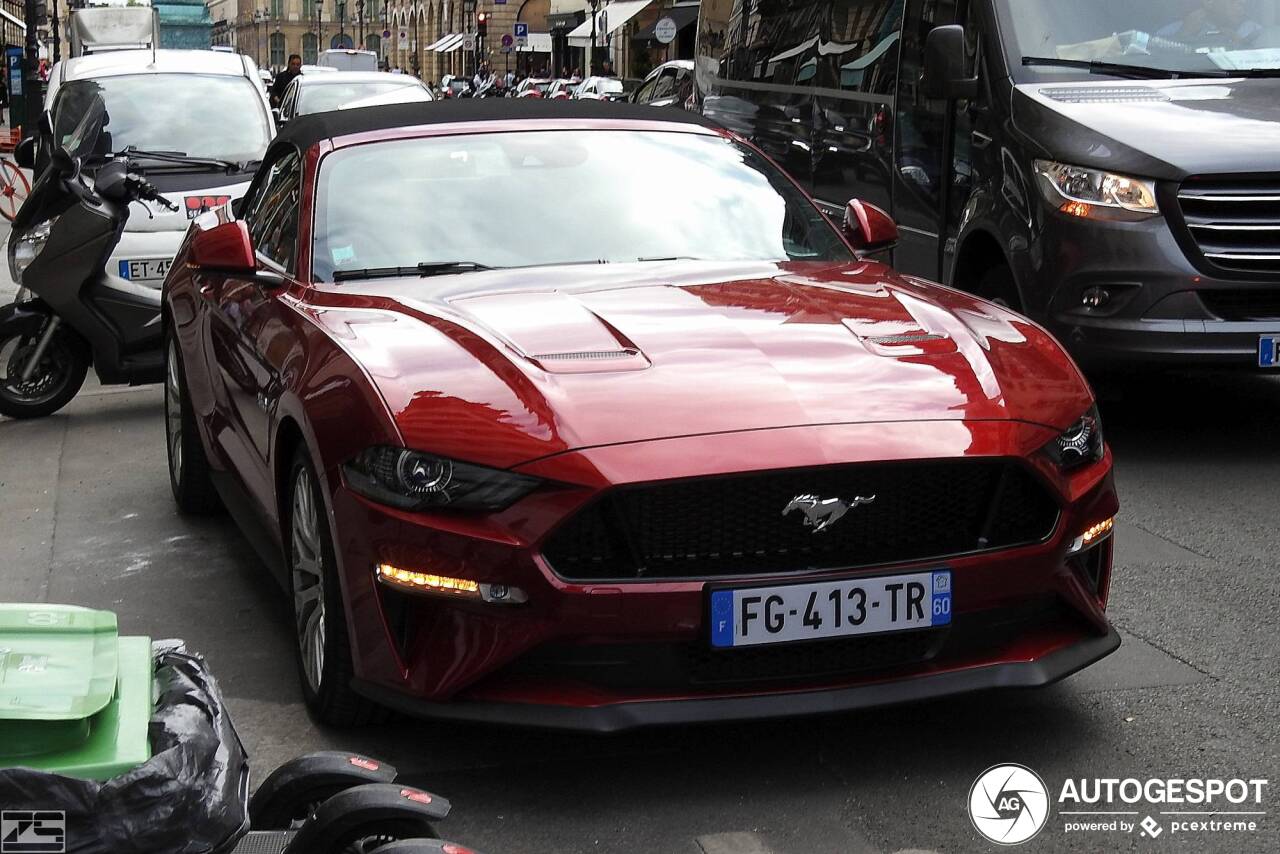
[
  {"left": 52, "top": 74, "right": 272, "bottom": 163},
  {"left": 299, "top": 81, "right": 421, "bottom": 113},
  {"left": 998, "top": 0, "right": 1280, "bottom": 77},
  {"left": 312, "top": 129, "right": 852, "bottom": 282}
]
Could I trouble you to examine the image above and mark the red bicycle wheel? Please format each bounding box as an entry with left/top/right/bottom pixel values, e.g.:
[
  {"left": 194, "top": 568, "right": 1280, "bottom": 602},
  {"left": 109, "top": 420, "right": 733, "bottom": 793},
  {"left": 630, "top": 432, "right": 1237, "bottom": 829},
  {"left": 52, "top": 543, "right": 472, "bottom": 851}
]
[{"left": 0, "top": 158, "right": 32, "bottom": 222}]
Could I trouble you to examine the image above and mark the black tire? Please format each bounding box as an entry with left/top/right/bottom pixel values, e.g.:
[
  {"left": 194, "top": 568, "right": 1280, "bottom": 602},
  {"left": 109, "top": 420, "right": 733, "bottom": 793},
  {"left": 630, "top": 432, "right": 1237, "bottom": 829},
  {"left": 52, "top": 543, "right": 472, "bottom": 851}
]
[
  {"left": 976, "top": 264, "right": 1023, "bottom": 312},
  {"left": 288, "top": 447, "right": 387, "bottom": 727},
  {"left": 0, "top": 319, "right": 89, "bottom": 419},
  {"left": 165, "top": 334, "right": 223, "bottom": 514},
  {"left": 327, "top": 820, "right": 437, "bottom": 854}
]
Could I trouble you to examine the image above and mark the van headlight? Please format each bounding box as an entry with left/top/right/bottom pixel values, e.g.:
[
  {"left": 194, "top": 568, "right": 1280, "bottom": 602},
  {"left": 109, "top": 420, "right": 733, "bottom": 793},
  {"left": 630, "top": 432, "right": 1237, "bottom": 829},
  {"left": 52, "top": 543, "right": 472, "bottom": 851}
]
[
  {"left": 9, "top": 220, "right": 53, "bottom": 283},
  {"left": 1034, "top": 160, "right": 1158, "bottom": 220}
]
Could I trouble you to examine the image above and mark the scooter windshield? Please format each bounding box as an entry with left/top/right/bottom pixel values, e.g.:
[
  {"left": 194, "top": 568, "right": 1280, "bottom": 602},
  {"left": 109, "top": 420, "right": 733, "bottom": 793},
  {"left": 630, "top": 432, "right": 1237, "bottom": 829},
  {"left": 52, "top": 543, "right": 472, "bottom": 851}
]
[{"left": 10, "top": 95, "right": 108, "bottom": 232}]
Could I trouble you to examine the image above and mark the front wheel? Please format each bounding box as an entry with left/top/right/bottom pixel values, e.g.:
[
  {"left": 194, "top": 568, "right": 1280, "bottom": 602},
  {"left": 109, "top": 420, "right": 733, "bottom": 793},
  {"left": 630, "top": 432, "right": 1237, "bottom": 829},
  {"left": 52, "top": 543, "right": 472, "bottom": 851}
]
[
  {"left": 0, "top": 317, "right": 89, "bottom": 419},
  {"left": 289, "top": 448, "right": 387, "bottom": 726}
]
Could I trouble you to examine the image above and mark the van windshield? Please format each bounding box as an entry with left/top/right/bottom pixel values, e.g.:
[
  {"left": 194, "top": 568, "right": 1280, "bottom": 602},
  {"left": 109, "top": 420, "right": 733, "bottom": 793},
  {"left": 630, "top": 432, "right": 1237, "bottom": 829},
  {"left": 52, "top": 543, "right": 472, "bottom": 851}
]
[
  {"left": 998, "top": 0, "right": 1280, "bottom": 76},
  {"left": 52, "top": 74, "right": 272, "bottom": 164}
]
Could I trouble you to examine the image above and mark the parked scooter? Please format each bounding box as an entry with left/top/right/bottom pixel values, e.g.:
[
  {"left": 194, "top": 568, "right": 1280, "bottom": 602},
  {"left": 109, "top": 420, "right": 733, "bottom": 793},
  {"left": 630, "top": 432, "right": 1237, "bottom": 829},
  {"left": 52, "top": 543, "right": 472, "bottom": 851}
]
[{"left": 0, "top": 101, "right": 170, "bottom": 419}]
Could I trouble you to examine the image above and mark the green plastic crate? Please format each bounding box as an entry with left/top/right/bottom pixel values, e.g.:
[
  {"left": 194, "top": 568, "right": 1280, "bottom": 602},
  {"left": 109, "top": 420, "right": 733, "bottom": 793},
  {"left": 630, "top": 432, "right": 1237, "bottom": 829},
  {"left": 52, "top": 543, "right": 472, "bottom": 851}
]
[{"left": 0, "top": 604, "right": 152, "bottom": 780}]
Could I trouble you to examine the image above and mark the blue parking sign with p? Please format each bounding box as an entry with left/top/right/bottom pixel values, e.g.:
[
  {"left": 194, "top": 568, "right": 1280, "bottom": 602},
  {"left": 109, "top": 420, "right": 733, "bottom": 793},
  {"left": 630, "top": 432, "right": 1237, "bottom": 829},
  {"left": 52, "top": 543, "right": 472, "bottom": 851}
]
[{"left": 514, "top": 23, "right": 529, "bottom": 37}]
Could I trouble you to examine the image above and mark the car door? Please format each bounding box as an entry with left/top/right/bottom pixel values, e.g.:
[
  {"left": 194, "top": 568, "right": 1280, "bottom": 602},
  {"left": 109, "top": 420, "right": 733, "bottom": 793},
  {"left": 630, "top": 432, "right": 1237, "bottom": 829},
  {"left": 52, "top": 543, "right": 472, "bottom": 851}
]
[
  {"left": 206, "top": 149, "right": 303, "bottom": 514},
  {"left": 892, "top": 0, "right": 961, "bottom": 279}
]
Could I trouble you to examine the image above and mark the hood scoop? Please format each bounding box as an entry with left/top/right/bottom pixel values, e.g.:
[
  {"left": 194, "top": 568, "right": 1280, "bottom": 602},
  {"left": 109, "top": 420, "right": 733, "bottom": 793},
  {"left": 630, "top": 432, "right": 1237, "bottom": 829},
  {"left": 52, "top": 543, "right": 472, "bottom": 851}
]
[
  {"left": 450, "top": 291, "right": 651, "bottom": 374},
  {"left": 842, "top": 291, "right": 958, "bottom": 358},
  {"left": 1040, "top": 85, "right": 1169, "bottom": 104}
]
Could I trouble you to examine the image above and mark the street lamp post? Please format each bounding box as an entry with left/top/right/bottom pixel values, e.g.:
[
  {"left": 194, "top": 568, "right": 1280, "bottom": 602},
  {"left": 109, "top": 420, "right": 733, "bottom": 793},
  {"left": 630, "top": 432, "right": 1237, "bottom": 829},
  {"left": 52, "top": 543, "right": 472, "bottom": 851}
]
[
  {"left": 338, "top": 1, "right": 346, "bottom": 46},
  {"left": 315, "top": 0, "right": 324, "bottom": 59},
  {"left": 587, "top": 0, "right": 599, "bottom": 76},
  {"left": 356, "top": 0, "right": 364, "bottom": 49},
  {"left": 411, "top": 7, "right": 420, "bottom": 76}
]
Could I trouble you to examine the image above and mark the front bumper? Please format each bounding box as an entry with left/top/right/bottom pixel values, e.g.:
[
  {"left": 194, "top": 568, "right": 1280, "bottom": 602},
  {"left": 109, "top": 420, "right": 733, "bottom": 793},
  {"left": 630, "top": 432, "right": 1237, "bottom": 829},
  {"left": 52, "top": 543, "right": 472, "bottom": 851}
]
[
  {"left": 327, "top": 422, "right": 1119, "bottom": 729},
  {"left": 1031, "top": 210, "right": 1280, "bottom": 370},
  {"left": 353, "top": 626, "right": 1121, "bottom": 732}
]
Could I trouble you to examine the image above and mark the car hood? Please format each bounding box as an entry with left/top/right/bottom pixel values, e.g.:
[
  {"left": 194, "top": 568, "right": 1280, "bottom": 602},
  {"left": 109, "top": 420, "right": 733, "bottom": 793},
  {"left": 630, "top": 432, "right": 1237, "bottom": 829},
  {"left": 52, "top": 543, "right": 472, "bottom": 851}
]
[
  {"left": 123, "top": 178, "right": 253, "bottom": 233},
  {"left": 1015, "top": 77, "right": 1280, "bottom": 178},
  {"left": 308, "top": 261, "right": 1092, "bottom": 469}
]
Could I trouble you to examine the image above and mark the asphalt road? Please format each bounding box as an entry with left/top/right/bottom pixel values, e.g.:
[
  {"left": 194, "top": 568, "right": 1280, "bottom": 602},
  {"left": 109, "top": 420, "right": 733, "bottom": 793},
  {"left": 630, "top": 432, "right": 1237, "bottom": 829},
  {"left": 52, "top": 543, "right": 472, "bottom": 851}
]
[{"left": 2, "top": 228, "right": 1277, "bottom": 852}]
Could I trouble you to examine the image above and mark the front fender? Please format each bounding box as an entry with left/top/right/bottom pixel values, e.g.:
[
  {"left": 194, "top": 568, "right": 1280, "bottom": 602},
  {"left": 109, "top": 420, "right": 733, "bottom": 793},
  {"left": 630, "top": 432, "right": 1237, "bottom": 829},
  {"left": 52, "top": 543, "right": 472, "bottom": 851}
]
[{"left": 0, "top": 298, "right": 53, "bottom": 337}]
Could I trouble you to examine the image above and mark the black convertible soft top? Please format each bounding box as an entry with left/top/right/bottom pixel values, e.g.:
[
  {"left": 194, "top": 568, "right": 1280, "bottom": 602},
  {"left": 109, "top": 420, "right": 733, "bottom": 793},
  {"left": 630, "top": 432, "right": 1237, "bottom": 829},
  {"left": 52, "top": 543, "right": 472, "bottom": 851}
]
[{"left": 270, "top": 99, "right": 721, "bottom": 157}]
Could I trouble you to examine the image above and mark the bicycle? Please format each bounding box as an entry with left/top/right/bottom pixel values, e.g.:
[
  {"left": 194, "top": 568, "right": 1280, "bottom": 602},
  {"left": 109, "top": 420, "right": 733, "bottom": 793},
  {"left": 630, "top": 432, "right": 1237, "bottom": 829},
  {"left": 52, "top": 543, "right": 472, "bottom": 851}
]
[{"left": 0, "top": 125, "right": 31, "bottom": 222}]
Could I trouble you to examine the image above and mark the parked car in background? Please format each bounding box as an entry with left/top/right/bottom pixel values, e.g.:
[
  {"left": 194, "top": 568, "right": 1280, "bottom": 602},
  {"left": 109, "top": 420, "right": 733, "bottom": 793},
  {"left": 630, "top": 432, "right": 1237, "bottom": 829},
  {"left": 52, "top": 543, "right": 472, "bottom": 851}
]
[
  {"left": 277, "top": 72, "right": 432, "bottom": 125},
  {"left": 36, "top": 49, "right": 273, "bottom": 291},
  {"left": 631, "top": 59, "right": 694, "bottom": 107},
  {"left": 164, "top": 100, "right": 1118, "bottom": 731},
  {"left": 440, "top": 74, "right": 472, "bottom": 99},
  {"left": 694, "top": 0, "right": 1280, "bottom": 371},
  {"left": 515, "top": 77, "right": 553, "bottom": 98},
  {"left": 545, "top": 79, "right": 580, "bottom": 100},
  {"left": 573, "top": 76, "right": 628, "bottom": 101},
  {"left": 316, "top": 48, "right": 379, "bottom": 72}
]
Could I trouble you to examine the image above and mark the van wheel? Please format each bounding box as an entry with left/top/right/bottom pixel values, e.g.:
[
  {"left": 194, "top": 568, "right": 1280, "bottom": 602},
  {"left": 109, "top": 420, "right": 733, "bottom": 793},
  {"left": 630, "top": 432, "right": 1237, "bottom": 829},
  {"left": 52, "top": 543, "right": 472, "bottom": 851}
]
[{"left": 977, "top": 265, "right": 1023, "bottom": 312}]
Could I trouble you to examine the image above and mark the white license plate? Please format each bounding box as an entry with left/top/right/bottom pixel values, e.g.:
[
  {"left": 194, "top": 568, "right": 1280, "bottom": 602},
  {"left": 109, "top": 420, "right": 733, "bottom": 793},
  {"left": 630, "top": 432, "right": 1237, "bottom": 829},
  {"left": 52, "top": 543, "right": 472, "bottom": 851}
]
[
  {"left": 1260, "top": 335, "right": 1280, "bottom": 368},
  {"left": 709, "top": 570, "right": 952, "bottom": 648},
  {"left": 118, "top": 258, "right": 172, "bottom": 282}
]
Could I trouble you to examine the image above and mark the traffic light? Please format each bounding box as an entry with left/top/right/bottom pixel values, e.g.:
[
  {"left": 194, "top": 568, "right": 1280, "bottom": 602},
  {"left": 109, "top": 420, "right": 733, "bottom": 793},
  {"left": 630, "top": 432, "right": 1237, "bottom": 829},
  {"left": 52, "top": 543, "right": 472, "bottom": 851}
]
[{"left": 476, "top": 11, "right": 487, "bottom": 37}]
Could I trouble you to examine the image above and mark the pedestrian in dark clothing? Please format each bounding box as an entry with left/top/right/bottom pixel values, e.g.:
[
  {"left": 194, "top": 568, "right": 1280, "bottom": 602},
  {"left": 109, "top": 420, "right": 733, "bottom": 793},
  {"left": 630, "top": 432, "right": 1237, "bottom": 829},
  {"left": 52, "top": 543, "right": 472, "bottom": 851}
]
[
  {"left": 271, "top": 55, "right": 303, "bottom": 107},
  {"left": 600, "top": 59, "right": 617, "bottom": 76}
]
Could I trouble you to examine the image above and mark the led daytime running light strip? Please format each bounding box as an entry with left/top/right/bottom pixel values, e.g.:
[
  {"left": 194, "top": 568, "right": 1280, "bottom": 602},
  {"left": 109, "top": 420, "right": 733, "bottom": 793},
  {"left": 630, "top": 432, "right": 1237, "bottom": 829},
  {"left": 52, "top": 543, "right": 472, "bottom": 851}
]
[
  {"left": 1069, "top": 516, "right": 1115, "bottom": 554},
  {"left": 375, "top": 564, "right": 527, "bottom": 604}
]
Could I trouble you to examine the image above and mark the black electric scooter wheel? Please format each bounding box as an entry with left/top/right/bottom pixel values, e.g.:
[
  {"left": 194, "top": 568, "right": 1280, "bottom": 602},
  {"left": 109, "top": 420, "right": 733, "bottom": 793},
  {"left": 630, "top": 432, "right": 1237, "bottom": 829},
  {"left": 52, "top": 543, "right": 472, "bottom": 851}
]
[{"left": 0, "top": 320, "right": 89, "bottom": 419}]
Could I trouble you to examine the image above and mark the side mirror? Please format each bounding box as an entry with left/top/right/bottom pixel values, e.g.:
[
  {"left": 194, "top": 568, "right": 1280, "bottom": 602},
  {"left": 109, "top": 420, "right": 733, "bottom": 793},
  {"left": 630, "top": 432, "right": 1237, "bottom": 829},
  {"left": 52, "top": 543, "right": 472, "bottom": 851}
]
[
  {"left": 190, "top": 220, "right": 258, "bottom": 274},
  {"left": 922, "top": 25, "right": 978, "bottom": 100},
  {"left": 13, "top": 137, "right": 35, "bottom": 170},
  {"left": 843, "top": 199, "right": 899, "bottom": 255}
]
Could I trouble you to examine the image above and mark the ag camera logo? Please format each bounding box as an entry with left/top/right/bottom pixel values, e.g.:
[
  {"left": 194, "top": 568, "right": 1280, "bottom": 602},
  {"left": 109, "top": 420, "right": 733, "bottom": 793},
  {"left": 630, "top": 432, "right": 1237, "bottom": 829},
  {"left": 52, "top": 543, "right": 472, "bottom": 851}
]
[{"left": 969, "top": 764, "right": 1050, "bottom": 845}]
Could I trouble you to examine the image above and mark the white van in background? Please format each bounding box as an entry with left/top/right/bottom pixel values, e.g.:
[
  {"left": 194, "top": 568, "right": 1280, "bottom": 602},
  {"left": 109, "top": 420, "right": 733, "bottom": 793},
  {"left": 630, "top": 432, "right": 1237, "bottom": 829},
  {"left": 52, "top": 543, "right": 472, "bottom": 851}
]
[{"left": 316, "top": 49, "right": 379, "bottom": 72}]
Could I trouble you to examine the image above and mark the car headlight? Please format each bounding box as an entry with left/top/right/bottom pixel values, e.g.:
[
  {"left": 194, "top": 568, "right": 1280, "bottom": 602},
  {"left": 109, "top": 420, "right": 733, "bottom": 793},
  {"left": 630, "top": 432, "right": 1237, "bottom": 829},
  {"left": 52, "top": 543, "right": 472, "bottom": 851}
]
[
  {"left": 1034, "top": 160, "right": 1158, "bottom": 219},
  {"left": 342, "top": 446, "right": 542, "bottom": 512},
  {"left": 1043, "top": 405, "right": 1105, "bottom": 470},
  {"left": 9, "top": 220, "right": 53, "bottom": 283}
]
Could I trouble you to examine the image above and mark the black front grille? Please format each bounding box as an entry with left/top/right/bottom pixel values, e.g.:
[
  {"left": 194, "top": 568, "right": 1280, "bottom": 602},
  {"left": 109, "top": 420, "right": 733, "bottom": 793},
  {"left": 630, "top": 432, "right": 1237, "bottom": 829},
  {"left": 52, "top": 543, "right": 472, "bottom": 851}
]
[
  {"left": 1199, "top": 289, "right": 1280, "bottom": 321},
  {"left": 542, "top": 460, "right": 1059, "bottom": 581},
  {"left": 491, "top": 598, "right": 1073, "bottom": 695},
  {"left": 502, "top": 631, "right": 947, "bottom": 693},
  {"left": 1177, "top": 177, "right": 1280, "bottom": 276}
]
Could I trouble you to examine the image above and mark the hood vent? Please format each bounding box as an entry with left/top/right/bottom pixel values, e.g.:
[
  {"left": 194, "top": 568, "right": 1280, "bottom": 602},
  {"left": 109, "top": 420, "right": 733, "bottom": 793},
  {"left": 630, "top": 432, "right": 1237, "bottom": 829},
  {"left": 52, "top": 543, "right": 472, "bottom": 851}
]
[
  {"left": 534, "top": 349, "right": 640, "bottom": 361},
  {"left": 862, "top": 332, "right": 946, "bottom": 345},
  {"left": 1041, "top": 86, "right": 1168, "bottom": 104}
]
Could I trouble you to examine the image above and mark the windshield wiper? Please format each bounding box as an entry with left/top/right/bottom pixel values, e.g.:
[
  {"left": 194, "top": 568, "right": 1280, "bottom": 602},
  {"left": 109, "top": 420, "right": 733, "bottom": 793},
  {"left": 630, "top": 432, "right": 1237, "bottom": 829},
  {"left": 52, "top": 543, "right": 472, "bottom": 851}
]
[
  {"left": 1022, "top": 56, "right": 1183, "bottom": 79},
  {"left": 332, "top": 261, "right": 493, "bottom": 282},
  {"left": 117, "top": 146, "right": 240, "bottom": 171}
]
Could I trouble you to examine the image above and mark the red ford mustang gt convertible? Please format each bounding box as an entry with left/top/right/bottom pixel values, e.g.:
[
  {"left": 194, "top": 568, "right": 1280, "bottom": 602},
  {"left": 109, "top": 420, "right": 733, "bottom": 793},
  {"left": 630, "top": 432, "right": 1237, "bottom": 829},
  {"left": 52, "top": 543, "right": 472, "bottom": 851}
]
[{"left": 162, "top": 101, "right": 1119, "bottom": 730}]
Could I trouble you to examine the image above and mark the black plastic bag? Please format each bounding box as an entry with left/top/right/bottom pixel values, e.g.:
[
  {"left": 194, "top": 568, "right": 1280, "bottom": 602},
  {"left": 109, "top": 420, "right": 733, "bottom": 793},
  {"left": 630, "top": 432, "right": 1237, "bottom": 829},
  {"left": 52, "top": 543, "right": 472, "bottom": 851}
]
[{"left": 0, "top": 640, "right": 250, "bottom": 854}]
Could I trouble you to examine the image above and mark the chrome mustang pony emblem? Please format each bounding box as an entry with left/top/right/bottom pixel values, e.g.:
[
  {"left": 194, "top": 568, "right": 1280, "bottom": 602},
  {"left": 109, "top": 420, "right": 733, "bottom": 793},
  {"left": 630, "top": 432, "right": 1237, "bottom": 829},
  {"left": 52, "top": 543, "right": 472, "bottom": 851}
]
[{"left": 782, "top": 493, "right": 876, "bottom": 534}]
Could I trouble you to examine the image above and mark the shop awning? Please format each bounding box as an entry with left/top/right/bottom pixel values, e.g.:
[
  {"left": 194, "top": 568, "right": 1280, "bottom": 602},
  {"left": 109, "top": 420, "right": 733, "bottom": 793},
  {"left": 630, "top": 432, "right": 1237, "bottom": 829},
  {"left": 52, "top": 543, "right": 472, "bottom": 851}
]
[
  {"left": 631, "top": 4, "right": 697, "bottom": 41},
  {"left": 424, "top": 33, "right": 455, "bottom": 51},
  {"left": 434, "top": 34, "right": 465, "bottom": 52},
  {"left": 1, "top": 8, "right": 26, "bottom": 31},
  {"left": 567, "top": 0, "right": 654, "bottom": 47},
  {"left": 516, "top": 33, "right": 554, "bottom": 53}
]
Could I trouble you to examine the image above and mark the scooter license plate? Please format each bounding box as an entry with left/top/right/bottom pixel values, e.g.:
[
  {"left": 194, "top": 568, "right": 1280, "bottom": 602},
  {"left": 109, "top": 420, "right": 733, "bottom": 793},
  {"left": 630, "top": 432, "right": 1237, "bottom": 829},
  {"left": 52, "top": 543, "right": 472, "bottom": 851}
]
[{"left": 119, "top": 258, "right": 172, "bottom": 283}]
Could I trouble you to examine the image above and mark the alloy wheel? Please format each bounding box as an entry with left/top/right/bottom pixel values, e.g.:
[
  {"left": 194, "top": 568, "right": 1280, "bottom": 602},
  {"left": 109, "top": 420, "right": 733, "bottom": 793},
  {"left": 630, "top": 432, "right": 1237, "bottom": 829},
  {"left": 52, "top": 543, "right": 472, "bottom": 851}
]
[
  {"left": 164, "top": 341, "right": 183, "bottom": 481},
  {"left": 291, "top": 467, "right": 327, "bottom": 693}
]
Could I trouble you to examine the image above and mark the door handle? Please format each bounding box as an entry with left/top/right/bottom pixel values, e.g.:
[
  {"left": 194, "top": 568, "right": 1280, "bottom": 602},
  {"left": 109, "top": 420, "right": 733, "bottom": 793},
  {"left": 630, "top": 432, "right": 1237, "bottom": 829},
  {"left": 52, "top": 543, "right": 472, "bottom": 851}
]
[{"left": 971, "top": 131, "right": 993, "bottom": 150}]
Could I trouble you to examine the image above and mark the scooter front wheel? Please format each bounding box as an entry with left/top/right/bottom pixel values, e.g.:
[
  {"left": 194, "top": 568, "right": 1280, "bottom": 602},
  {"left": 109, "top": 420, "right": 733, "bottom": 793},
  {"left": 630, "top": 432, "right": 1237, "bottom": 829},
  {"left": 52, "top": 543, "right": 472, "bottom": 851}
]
[{"left": 0, "top": 316, "right": 90, "bottom": 419}]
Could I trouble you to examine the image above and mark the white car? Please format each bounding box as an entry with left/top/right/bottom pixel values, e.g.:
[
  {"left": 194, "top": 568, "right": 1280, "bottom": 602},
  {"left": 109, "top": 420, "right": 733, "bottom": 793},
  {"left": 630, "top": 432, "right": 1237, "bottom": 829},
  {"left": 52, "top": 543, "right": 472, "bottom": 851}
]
[
  {"left": 43, "top": 49, "right": 274, "bottom": 290},
  {"left": 573, "top": 76, "right": 627, "bottom": 101}
]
